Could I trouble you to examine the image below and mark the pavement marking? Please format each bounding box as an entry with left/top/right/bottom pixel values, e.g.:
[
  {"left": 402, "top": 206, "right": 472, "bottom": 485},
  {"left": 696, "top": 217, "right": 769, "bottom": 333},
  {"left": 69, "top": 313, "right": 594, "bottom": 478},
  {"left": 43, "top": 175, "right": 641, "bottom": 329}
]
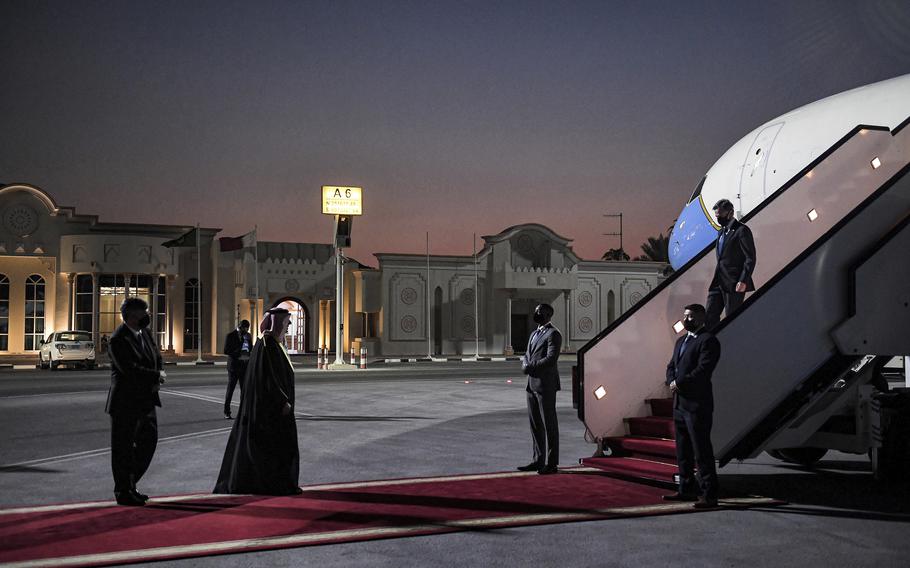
[
  {"left": 0, "top": 495, "right": 779, "bottom": 567},
  {"left": 160, "top": 388, "right": 316, "bottom": 417},
  {"left": 0, "top": 390, "right": 109, "bottom": 400},
  {"left": 0, "top": 427, "right": 233, "bottom": 471}
]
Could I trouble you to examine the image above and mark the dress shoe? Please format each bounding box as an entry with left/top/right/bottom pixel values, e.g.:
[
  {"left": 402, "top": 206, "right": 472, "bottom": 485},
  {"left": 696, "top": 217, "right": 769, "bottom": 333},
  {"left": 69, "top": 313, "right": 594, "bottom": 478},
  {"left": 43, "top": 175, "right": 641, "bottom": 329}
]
[
  {"left": 537, "top": 466, "right": 558, "bottom": 475},
  {"left": 517, "top": 463, "right": 541, "bottom": 472},
  {"left": 694, "top": 497, "right": 719, "bottom": 509},
  {"left": 224, "top": 412, "right": 233, "bottom": 420},
  {"left": 131, "top": 489, "right": 149, "bottom": 502},
  {"left": 662, "top": 492, "right": 698, "bottom": 502},
  {"left": 114, "top": 491, "right": 146, "bottom": 507}
]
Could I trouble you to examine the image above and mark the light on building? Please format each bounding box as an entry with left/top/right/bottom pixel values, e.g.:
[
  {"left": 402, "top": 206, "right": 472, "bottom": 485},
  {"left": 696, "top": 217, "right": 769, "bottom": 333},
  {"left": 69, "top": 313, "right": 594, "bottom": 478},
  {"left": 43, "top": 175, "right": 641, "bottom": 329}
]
[
  {"left": 807, "top": 209, "right": 819, "bottom": 222},
  {"left": 871, "top": 157, "right": 882, "bottom": 169},
  {"left": 594, "top": 385, "right": 607, "bottom": 400},
  {"left": 673, "top": 320, "right": 685, "bottom": 333}
]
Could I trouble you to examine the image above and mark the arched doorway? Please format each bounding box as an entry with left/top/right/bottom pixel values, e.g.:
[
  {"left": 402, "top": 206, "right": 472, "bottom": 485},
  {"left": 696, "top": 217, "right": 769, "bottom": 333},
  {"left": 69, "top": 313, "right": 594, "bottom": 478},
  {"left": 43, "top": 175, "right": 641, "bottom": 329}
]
[{"left": 272, "top": 297, "right": 309, "bottom": 354}]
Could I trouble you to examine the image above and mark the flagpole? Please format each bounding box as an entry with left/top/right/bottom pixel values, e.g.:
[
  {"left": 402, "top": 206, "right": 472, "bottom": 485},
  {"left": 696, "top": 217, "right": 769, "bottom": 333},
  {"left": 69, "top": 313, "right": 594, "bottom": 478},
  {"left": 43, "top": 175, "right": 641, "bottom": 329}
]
[
  {"left": 474, "top": 233, "right": 479, "bottom": 359},
  {"left": 254, "top": 225, "right": 260, "bottom": 342},
  {"left": 196, "top": 222, "right": 203, "bottom": 364},
  {"left": 426, "top": 231, "right": 431, "bottom": 359}
]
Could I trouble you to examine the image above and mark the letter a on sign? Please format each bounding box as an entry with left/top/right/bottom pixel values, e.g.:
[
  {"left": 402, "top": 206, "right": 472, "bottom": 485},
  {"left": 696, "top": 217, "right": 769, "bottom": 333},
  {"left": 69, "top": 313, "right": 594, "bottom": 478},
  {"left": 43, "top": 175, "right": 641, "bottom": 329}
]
[{"left": 322, "top": 186, "right": 363, "bottom": 216}]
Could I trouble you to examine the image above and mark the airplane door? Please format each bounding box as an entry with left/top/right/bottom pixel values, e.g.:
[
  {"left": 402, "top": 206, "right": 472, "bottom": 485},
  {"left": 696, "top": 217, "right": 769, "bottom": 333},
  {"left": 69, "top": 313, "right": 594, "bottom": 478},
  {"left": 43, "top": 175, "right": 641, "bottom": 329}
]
[{"left": 738, "top": 122, "right": 784, "bottom": 214}]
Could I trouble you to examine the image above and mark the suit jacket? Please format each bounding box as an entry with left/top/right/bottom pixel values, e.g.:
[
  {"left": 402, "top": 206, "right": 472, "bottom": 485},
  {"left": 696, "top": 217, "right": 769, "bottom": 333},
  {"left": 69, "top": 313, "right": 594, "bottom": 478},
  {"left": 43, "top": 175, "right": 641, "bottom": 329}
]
[
  {"left": 523, "top": 323, "right": 562, "bottom": 393},
  {"left": 711, "top": 219, "right": 756, "bottom": 292},
  {"left": 224, "top": 329, "right": 253, "bottom": 367},
  {"left": 665, "top": 331, "right": 721, "bottom": 413},
  {"left": 105, "top": 323, "right": 163, "bottom": 414}
]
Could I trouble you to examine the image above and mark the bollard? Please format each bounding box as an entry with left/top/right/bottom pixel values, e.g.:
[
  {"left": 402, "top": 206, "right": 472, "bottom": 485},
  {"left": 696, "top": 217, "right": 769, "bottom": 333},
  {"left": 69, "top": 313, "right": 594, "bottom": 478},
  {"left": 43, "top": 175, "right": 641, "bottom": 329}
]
[
  {"left": 350, "top": 345, "right": 356, "bottom": 365},
  {"left": 359, "top": 347, "right": 367, "bottom": 369},
  {"left": 317, "top": 348, "right": 324, "bottom": 369}
]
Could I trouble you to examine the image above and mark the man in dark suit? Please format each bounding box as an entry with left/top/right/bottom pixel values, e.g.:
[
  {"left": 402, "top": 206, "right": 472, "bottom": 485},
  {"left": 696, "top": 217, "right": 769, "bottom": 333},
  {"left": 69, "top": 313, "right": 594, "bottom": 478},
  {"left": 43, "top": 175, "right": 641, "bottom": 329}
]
[
  {"left": 223, "top": 319, "right": 252, "bottom": 419},
  {"left": 706, "top": 198, "right": 756, "bottom": 330},
  {"left": 105, "top": 297, "right": 166, "bottom": 506},
  {"left": 517, "top": 303, "right": 562, "bottom": 475},
  {"left": 663, "top": 303, "right": 721, "bottom": 508}
]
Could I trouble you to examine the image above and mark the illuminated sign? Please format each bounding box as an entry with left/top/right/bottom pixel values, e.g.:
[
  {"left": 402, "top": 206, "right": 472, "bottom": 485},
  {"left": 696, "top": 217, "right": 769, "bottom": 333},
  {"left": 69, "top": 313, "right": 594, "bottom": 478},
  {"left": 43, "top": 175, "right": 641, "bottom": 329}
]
[{"left": 322, "top": 186, "right": 363, "bottom": 215}]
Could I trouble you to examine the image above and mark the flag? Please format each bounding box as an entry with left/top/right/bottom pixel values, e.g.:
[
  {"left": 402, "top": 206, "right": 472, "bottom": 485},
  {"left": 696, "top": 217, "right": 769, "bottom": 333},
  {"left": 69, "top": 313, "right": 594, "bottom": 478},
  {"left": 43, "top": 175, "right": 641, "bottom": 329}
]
[
  {"left": 162, "top": 228, "right": 198, "bottom": 248},
  {"left": 218, "top": 230, "right": 256, "bottom": 252}
]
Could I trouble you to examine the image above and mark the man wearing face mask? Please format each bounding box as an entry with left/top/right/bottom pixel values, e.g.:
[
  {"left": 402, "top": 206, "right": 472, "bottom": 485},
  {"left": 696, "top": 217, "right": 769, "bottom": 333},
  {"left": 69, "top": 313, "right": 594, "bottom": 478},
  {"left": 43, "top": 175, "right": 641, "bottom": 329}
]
[
  {"left": 517, "top": 303, "right": 562, "bottom": 475},
  {"left": 222, "top": 319, "right": 252, "bottom": 419},
  {"left": 664, "top": 304, "right": 721, "bottom": 508},
  {"left": 706, "top": 198, "right": 756, "bottom": 330},
  {"left": 105, "top": 297, "right": 166, "bottom": 506}
]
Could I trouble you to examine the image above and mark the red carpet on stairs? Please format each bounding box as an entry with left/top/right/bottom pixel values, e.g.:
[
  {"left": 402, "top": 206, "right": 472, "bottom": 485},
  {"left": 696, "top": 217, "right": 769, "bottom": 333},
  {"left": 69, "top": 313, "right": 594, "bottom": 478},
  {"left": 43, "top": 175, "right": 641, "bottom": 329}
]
[
  {"left": 0, "top": 468, "right": 779, "bottom": 567},
  {"left": 582, "top": 398, "right": 681, "bottom": 483}
]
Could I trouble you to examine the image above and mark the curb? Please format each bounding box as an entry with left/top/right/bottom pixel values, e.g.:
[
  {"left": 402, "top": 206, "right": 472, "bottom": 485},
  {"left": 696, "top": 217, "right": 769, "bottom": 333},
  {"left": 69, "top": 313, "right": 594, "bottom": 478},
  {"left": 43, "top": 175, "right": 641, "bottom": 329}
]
[
  {"left": 0, "top": 361, "right": 227, "bottom": 372},
  {"left": 374, "top": 356, "right": 523, "bottom": 364}
]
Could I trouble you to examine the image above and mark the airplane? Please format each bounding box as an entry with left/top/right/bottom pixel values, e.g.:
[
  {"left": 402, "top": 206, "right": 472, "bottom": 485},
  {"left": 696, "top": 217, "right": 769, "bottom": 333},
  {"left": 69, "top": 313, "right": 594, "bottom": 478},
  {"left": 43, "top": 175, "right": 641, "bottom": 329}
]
[{"left": 669, "top": 73, "right": 910, "bottom": 270}]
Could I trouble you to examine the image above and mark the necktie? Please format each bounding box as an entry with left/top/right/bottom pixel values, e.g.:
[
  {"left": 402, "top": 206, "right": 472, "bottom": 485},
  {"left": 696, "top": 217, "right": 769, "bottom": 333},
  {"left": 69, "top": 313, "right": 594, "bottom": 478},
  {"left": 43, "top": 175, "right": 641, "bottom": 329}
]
[
  {"left": 528, "top": 328, "right": 541, "bottom": 351},
  {"left": 678, "top": 335, "right": 690, "bottom": 358},
  {"left": 717, "top": 230, "right": 726, "bottom": 257},
  {"left": 137, "top": 332, "right": 151, "bottom": 360}
]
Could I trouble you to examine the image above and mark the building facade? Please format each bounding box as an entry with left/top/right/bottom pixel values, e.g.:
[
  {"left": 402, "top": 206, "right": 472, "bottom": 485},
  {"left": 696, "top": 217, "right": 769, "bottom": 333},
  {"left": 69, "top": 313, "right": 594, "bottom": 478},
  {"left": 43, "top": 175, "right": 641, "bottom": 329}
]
[{"left": 1, "top": 184, "right": 667, "bottom": 359}]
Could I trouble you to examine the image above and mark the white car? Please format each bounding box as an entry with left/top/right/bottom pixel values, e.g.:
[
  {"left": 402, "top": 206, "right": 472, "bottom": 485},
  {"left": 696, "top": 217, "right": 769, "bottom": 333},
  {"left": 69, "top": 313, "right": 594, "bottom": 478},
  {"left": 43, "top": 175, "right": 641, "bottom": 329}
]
[{"left": 38, "top": 331, "right": 96, "bottom": 370}]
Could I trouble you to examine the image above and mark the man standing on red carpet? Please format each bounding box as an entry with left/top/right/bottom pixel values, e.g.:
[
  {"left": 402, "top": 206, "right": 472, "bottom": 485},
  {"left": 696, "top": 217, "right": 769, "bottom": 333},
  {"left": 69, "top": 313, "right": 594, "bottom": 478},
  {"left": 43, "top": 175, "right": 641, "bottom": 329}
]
[
  {"left": 663, "top": 303, "right": 721, "bottom": 508},
  {"left": 518, "top": 303, "right": 562, "bottom": 475},
  {"left": 106, "top": 298, "right": 166, "bottom": 507}
]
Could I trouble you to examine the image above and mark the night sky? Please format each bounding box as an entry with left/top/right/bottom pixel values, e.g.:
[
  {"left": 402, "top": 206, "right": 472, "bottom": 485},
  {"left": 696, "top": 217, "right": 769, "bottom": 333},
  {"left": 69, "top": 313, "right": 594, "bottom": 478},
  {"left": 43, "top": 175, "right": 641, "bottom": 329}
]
[{"left": 3, "top": 1, "right": 910, "bottom": 264}]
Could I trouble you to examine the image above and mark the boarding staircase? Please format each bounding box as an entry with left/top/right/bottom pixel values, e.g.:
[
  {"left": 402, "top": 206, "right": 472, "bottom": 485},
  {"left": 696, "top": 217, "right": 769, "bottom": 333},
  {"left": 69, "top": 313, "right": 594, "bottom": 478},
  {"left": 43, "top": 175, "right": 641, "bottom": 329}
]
[{"left": 574, "top": 119, "right": 910, "bottom": 484}]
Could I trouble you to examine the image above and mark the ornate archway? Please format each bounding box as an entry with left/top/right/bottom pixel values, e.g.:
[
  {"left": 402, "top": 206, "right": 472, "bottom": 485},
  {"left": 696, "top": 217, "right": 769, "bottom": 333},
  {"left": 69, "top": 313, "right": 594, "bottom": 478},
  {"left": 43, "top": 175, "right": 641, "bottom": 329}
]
[{"left": 272, "top": 297, "right": 310, "bottom": 354}]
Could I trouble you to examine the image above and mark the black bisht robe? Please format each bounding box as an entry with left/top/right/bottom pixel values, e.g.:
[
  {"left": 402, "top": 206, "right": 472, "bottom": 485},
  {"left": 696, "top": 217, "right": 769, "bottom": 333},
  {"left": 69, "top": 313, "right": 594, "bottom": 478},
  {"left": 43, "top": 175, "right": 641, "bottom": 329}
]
[{"left": 214, "top": 334, "right": 300, "bottom": 495}]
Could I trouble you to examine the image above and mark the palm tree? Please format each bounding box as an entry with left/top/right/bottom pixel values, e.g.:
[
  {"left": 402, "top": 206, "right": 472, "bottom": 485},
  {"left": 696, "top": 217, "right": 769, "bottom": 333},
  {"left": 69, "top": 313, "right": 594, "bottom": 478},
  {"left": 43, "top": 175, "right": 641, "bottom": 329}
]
[
  {"left": 601, "top": 247, "right": 630, "bottom": 261},
  {"left": 635, "top": 233, "right": 670, "bottom": 263}
]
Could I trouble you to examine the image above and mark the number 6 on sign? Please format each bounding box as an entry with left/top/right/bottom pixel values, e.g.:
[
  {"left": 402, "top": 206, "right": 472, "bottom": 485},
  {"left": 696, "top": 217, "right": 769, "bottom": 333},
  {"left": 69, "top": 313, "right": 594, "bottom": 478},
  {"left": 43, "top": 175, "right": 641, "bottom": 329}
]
[{"left": 322, "top": 186, "right": 363, "bottom": 216}]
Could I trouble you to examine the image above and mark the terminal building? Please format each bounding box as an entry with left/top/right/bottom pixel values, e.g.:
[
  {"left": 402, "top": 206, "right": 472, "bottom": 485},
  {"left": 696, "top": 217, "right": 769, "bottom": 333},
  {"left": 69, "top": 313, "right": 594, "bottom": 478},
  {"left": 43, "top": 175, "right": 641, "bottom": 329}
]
[{"left": 0, "top": 183, "right": 668, "bottom": 359}]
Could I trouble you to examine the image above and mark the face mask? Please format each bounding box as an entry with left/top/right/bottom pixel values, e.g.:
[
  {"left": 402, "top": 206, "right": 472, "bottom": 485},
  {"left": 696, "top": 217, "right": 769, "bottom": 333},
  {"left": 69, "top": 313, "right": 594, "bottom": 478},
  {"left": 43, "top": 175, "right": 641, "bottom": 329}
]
[
  {"left": 138, "top": 313, "right": 151, "bottom": 328},
  {"left": 532, "top": 312, "right": 547, "bottom": 325},
  {"left": 682, "top": 318, "right": 701, "bottom": 332}
]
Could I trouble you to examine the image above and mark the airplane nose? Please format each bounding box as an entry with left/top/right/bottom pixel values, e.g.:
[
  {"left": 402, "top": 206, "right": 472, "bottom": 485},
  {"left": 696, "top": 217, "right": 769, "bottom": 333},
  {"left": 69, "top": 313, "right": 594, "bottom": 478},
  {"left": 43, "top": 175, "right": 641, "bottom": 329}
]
[{"left": 669, "top": 197, "right": 719, "bottom": 270}]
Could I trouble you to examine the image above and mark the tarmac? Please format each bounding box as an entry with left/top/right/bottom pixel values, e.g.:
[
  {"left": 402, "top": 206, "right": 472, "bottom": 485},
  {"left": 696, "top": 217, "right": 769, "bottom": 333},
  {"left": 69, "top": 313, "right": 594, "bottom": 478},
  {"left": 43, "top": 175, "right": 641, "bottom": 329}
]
[{"left": 1, "top": 362, "right": 908, "bottom": 567}]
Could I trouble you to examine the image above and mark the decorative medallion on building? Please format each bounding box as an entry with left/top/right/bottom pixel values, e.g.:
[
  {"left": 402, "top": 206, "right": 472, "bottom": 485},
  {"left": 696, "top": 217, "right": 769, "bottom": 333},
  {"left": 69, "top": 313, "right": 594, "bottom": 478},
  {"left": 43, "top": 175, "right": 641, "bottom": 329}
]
[
  {"left": 400, "top": 287, "right": 418, "bottom": 305},
  {"left": 460, "top": 288, "right": 475, "bottom": 306},
  {"left": 461, "top": 315, "right": 476, "bottom": 335},
  {"left": 2, "top": 205, "right": 39, "bottom": 237},
  {"left": 285, "top": 279, "right": 300, "bottom": 292},
  {"left": 578, "top": 317, "right": 594, "bottom": 333},
  {"left": 630, "top": 292, "right": 643, "bottom": 305},
  {"left": 516, "top": 234, "right": 533, "bottom": 253},
  {"left": 577, "top": 290, "right": 593, "bottom": 307},
  {"left": 400, "top": 315, "right": 418, "bottom": 334}
]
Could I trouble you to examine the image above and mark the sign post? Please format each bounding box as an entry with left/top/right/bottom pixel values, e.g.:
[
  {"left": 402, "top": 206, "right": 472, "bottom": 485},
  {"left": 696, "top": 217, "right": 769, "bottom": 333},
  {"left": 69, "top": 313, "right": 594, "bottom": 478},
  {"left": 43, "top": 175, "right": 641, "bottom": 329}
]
[{"left": 322, "top": 186, "right": 363, "bottom": 369}]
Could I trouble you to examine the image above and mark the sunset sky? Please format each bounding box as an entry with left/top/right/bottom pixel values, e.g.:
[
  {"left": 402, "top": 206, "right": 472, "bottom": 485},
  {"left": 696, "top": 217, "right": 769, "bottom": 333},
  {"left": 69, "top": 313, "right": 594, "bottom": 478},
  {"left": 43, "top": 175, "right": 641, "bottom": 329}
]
[{"left": 3, "top": 0, "right": 910, "bottom": 264}]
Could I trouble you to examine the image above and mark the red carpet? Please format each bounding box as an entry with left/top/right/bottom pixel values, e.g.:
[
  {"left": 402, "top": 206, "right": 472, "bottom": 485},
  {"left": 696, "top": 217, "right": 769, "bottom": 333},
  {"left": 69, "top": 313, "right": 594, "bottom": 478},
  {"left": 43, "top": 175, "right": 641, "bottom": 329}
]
[
  {"left": 0, "top": 468, "right": 779, "bottom": 567},
  {"left": 582, "top": 398, "right": 683, "bottom": 483}
]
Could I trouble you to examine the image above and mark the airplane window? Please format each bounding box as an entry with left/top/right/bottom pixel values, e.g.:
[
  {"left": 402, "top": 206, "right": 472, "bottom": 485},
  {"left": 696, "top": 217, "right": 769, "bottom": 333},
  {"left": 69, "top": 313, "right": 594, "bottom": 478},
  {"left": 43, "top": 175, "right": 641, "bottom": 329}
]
[{"left": 687, "top": 176, "right": 707, "bottom": 204}]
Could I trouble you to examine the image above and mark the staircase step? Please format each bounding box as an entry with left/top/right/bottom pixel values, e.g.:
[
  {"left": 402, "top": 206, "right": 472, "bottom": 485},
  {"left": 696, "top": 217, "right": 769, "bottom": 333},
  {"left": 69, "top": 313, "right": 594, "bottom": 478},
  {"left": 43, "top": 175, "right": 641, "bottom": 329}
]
[
  {"left": 625, "top": 416, "right": 675, "bottom": 439},
  {"left": 646, "top": 398, "right": 674, "bottom": 418},
  {"left": 581, "top": 456, "right": 678, "bottom": 484},
  {"left": 604, "top": 436, "right": 678, "bottom": 463}
]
